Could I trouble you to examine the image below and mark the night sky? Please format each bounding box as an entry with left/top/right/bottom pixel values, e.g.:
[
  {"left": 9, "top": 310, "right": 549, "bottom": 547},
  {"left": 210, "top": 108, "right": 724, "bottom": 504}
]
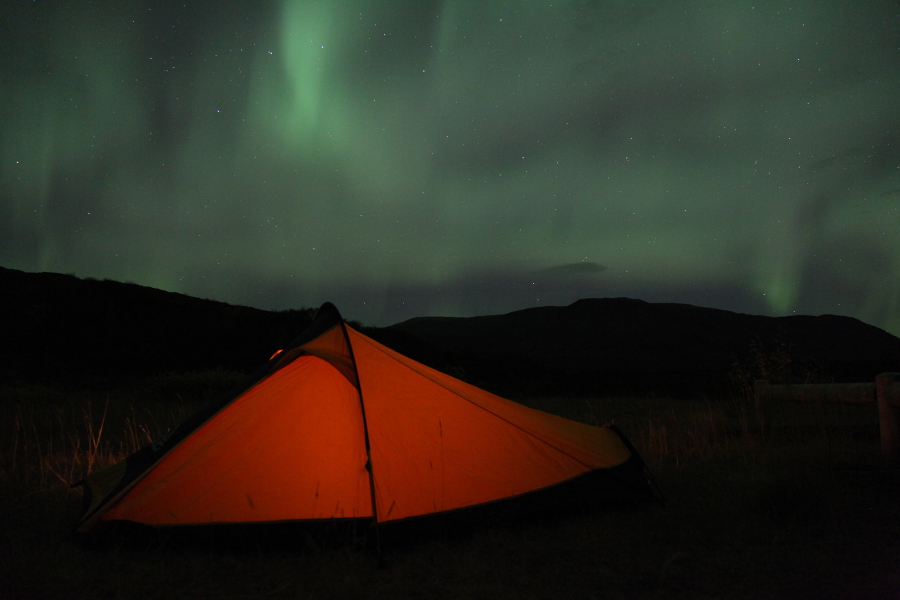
[{"left": 2, "top": 2, "right": 899, "bottom": 331}]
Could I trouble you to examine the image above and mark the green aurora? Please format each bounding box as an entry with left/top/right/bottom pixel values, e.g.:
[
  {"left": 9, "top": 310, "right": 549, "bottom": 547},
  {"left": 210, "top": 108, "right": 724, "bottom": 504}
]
[{"left": 2, "top": 1, "right": 900, "bottom": 329}]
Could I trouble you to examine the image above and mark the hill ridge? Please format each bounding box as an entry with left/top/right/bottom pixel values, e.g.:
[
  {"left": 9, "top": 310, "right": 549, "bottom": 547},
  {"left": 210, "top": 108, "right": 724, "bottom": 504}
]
[{"left": 3, "top": 266, "right": 899, "bottom": 396}]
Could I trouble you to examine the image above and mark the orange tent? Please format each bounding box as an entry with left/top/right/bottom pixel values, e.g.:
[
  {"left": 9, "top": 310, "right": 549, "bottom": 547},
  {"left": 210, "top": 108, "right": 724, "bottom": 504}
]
[{"left": 77, "top": 303, "right": 653, "bottom": 531}]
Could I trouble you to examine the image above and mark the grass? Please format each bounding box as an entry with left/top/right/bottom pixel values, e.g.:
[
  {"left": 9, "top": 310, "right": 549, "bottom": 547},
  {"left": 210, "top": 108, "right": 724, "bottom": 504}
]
[{"left": 1, "top": 376, "right": 899, "bottom": 599}]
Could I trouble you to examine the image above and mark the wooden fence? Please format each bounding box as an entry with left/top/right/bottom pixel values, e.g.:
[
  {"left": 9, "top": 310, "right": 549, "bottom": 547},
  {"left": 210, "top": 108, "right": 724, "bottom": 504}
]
[{"left": 754, "top": 372, "right": 900, "bottom": 460}]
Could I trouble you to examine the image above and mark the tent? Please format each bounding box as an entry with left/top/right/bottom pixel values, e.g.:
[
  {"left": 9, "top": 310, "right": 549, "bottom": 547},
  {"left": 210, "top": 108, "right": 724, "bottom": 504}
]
[{"left": 77, "top": 303, "right": 654, "bottom": 532}]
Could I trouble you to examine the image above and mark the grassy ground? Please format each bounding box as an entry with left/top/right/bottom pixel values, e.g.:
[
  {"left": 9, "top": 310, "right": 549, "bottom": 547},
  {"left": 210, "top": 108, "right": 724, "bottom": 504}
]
[{"left": 1, "top": 376, "right": 899, "bottom": 599}]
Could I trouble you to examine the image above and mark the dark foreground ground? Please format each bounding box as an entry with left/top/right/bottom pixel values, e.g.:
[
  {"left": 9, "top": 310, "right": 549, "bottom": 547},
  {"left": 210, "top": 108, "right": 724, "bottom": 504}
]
[{"left": 1, "top": 380, "right": 899, "bottom": 600}]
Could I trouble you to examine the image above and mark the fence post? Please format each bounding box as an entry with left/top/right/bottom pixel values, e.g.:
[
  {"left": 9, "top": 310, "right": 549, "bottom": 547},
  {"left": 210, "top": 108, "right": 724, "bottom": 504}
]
[
  {"left": 753, "top": 379, "right": 769, "bottom": 435},
  {"left": 876, "top": 373, "right": 900, "bottom": 461}
]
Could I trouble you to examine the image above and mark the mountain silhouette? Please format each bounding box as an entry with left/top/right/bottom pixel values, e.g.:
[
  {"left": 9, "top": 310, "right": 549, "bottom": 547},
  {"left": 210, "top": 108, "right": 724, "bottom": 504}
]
[
  {"left": 385, "top": 298, "right": 900, "bottom": 397},
  {"left": 3, "top": 266, "right": 899, "bottom": 396},
  {"left": 0, "top": 266, "right": 314, "bottom": 386}
]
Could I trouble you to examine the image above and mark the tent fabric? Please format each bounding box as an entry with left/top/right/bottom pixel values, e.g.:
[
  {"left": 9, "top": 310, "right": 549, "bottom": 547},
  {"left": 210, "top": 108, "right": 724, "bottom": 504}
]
[
  {"left": 347, "top": 328, "right": 632, "bottom": 521},
  {"left": 99, "top": 355, "right": 372, "bottom": 524},
  {"left": 77, "top": 303, "right": 650, "bottom": 531}
]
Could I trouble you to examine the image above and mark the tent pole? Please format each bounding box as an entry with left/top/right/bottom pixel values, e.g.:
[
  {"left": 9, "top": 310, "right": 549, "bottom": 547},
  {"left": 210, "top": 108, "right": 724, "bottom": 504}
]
[{"left": 339, "top": 321, "right": 383, "bottom": 560}]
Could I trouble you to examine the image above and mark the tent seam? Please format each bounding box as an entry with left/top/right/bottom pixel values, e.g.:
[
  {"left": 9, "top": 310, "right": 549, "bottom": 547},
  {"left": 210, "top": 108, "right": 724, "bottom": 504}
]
[{"left": 351, "top": 329, "right": 613, "bottom": 471}]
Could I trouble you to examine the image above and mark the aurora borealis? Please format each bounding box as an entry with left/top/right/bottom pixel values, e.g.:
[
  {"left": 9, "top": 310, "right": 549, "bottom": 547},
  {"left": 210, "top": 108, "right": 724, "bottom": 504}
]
[{"left": 2, "top": 1, "right": 899, "bottom": 330}]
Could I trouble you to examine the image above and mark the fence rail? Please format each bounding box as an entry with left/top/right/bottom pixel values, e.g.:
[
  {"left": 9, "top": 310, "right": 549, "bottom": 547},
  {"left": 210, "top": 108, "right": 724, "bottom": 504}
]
[{"left": 754, "top": 372, "right": 900, "bottom": 460}]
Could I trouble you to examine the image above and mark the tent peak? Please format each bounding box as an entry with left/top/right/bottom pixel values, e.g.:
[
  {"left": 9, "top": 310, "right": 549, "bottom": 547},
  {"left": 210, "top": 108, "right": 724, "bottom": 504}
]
[
  {"left": 315, "top": 302, "right": 344, "bottom": 322},
  {"left": 275, "top": 303, "right": 346, "bottom": 355}
]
